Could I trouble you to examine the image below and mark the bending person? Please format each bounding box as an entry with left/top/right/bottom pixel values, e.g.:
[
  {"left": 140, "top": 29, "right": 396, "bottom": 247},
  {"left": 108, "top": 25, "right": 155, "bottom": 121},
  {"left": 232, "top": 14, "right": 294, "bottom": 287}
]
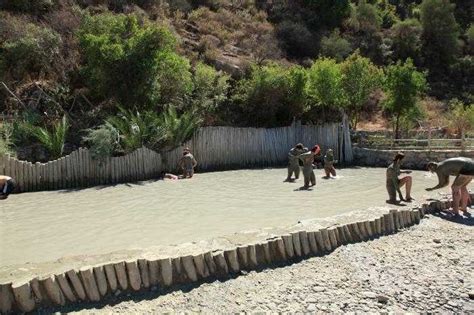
[
  {"left": 426, "top": 157, "right": 474, "bottom": 215},
  {"left": 178, "top": 148, "right": 198, "bottom": 178},
  {"left": 386, "top": 152, "right": 413, "bottom": 204},
  {"left": 286, "top": 143, "right": 308, "bottom": 181},
  {"left": 323, "top": 148, "right": 337, "bottom": 178},
  {"left": 0, "top": 175, "right": 15, "bottom": 200},
  {"left": 298, "top": 145, "right": 321, "bottom": 189}
]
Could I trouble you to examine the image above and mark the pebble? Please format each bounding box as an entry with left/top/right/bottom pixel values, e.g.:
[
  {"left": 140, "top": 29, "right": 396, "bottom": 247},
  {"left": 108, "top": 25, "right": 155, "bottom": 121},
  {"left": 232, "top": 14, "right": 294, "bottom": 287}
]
[{"left": 377, "top": 295, "right": 389, "bottom": 304}]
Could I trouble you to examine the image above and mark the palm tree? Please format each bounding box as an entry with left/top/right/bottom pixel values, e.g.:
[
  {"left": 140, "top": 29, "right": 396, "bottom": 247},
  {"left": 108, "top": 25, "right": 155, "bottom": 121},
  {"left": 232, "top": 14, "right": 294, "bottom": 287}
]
[{"left": 26, "top": 116, "right": 69, "bottom": 159}]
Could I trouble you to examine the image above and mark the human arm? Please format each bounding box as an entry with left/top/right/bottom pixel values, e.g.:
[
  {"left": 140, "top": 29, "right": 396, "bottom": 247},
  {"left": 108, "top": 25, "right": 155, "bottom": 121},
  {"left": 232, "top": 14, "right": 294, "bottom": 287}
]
[
  {"left": 192, "top": 157, "right": 197, "bottom": 168},
  {"left": 425, "top": 172, "right": 449, "bottom": 191}
]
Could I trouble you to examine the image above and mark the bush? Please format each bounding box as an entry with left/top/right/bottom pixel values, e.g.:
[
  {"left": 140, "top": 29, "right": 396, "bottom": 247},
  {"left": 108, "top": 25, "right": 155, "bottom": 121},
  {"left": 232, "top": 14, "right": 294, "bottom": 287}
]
[
  {"left": 231, "top": 64, "right": 308, "bottom": 127},
  {"left": 320, "top": 29, "right": 353, "bottom": 62},
  {"left": 104, "top": 108, "right": 165, "bottom": 153},
  {"left": 389, "top": 19, "right": 422, "bottom": 63},
  {"left": 192, "top": 62, "right": 230, "bottom": 119},
  {"left": 0, "top": 122, "right": 15, "bottom": 157},
  {"left": 78, "top": 12, "right": 192, "bottom": 109},
  {"left": 0, "top": 0, "right": 54, "bottom": 14},
  {"left": 0, "top": 14, "right": 61, "bottom": 81},
  {"left": 306, "top": 58, "right": 345, "bottom": 109},
  {"left": 24, "top": 116, "right": 69, "bottom": 159},
  {"left": 276, "top": 20, "right": 317, "bottom": 58},
  {"left": 83, "top": 123, "right": 120, "bottom": 159}
]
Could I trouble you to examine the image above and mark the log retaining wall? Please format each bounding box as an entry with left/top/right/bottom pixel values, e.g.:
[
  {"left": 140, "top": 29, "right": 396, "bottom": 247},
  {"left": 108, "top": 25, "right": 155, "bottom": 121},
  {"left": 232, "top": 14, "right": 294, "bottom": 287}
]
[{"left": 0, "top": 198, "right": 463, "bottom": 314}]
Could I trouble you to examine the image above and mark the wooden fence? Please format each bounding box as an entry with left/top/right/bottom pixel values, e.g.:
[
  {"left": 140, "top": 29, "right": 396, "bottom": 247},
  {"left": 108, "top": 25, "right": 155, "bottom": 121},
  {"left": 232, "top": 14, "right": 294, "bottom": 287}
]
[
  {"left": 1, "top": 121, "right": 352, "bottom": 193},
  {"left": 162, "top": 120, "right": 353, "bottom": 172},
  {"left": 0, "top": 147, "right": 162, "bottom": 193}
]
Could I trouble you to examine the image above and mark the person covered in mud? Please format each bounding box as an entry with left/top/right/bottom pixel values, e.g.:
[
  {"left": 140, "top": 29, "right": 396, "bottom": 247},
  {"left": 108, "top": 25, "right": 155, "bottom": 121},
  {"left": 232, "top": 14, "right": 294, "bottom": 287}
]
[
  {"left": 285, "top": 143, "right": 308, "bottom": 181},
  {"left": 386, "top": 152, "right": 413, "bottom": 204},
  {"left": 178, "top": 148, "right": 197, "bottom": 178},
  {"left": 323, "top": 148, "right": 338, "bottom": 178},
  {"left": 426, "top": 157, "right": 474, "bottom": 216},
  {"left": 0, "top": 175, "right": 15, "bottom": 200},
  {"left": 298, "top": 145, "right": 321, "bottom": 189},
  {"left": 159, "top": 171, "right": 179, "bottom": 180}
]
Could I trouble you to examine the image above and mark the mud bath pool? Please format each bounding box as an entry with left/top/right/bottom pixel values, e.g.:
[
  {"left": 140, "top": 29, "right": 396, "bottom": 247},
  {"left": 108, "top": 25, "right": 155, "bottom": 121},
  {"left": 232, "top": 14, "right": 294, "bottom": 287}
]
[{"left": 0, "top": 167, "right": 464, "bottom": 271}]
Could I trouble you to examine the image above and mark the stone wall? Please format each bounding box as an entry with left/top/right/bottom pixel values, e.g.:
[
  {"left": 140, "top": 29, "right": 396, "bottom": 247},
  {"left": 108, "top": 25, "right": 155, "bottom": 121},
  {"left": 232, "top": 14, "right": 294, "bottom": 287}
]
[
  {"left": 0, "top": 198, "right": 465, "bottom": 314},
  {"left": 353, "top": 148, "right": 474, "bottom": 170}
]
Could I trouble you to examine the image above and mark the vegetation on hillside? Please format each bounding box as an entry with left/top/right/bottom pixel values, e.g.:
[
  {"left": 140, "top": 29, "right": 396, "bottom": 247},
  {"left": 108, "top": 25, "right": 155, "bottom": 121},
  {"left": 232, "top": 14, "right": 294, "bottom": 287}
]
[{"left": 0, "top": 0, "right": 473, "bottom": 161}]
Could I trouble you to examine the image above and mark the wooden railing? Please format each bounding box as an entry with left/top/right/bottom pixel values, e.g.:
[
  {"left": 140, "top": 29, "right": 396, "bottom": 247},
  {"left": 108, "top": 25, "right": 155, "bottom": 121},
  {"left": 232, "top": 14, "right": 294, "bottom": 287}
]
[{"left": 356, "top": 136, "right": 474, "bottom": 151}]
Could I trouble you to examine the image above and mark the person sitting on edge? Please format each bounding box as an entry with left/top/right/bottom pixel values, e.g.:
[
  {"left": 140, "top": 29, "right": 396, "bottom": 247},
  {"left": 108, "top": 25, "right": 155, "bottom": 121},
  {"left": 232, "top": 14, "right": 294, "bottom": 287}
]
[
  {"left": 426, "top": 157, "right": 474, "bottom": 216},
  {"left": 323, "top": 148, "right": 338, "bottom": 178},
  {"left": 285, "top": 143, "right": 308, "bottom": 182},
  {"left": 159, "top": 171, "right": 179, "bottom": 180},
  {"left": 298, "top": 145, "right": 321, "bottom": 189},
  {"left": 0, "top": 175, "right": 15, "bottom": 200},
  {"left": 178, "top": 148, "right": 197, "bottom": 178},
  {"left": 386, "top": 152, "right": 413, "bottom": 204}
]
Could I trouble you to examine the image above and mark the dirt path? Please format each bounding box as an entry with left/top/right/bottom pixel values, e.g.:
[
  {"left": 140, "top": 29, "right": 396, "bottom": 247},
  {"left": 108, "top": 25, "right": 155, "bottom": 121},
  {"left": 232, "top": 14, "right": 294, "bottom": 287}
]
[{"left": 65, "top": 214, "right": 473, "bottom": 313}]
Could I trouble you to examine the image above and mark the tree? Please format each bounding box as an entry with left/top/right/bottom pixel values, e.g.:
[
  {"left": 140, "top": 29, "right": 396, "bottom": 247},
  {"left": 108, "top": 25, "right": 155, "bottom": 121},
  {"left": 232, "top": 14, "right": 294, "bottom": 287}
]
[
  {"left": 346, "top": 0, "right": 384, "bottom": 63},
  {"left": 383, "top": 59, "right": 427, "bottom": 139},
  {"left": 231, "top": 64, "right": 308, "bottom": 127},
  {"left": 320, "top": 29, "right": 353, "bottom": 62},
  {"left": 389, "top": 19, "right": 422, "bottom": 63},
  {"left": 78, "top": 13, "right": 193, "bottom": 110},
  {"left": 341, "top": 51, "right": 382, "bottom": 129},
  {"left": 306, "top": 58, "right": 345, "bottom": 109},
  {"left": 420, "top": 0, "right": 460, "bottom": 73},
  {"left": 467, "top": 24, "right": 474, "bottom": 54},
  {"left": 446, "top": 99, "right": 474, "bottom": 144},
  {"left": 192, "top": 62, "right": 230, "bottom": 122}
]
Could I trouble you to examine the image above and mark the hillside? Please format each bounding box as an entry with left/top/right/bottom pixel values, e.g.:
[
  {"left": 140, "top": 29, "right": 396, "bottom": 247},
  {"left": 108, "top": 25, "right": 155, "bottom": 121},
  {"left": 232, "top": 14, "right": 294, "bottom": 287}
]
[{"left": 0, "top": 0, "right": 473, "bottom": 161}]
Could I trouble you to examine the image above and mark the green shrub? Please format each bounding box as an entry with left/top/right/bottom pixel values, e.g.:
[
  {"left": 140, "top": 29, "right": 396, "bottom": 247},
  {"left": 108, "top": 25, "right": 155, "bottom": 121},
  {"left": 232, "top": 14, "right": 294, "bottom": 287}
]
[
  {"left": 78, "top": 12, "right": 192, "bottom": 109},
  {"left": 83, "top": 123, "right": 120, "bottom": 159},
  {"left": 231, "top": 64, "right": 308, "bottom": 127},
  {"left": 0, "top": 14, "right": 61, "bottom": 80},
  {"left": 105, "top": 108, "right": 165, "bottom": 153},
  {"left": 306, "top": 58, "right": 345, "bottom": 109},
  {"left": 24, "top": 116, "right": 69, "bottom": 159},
  {"left": 0, "top": 122, "right": 15, "bottom": 157},
  {"left": 192, "top": 62, "right": 230, "bottom": 117},
  {"left": 158, "top": 107, "right": 202, "bottom": 149},
  {"left": 320, "top": 29, "right": 353, "bottom": 62}
]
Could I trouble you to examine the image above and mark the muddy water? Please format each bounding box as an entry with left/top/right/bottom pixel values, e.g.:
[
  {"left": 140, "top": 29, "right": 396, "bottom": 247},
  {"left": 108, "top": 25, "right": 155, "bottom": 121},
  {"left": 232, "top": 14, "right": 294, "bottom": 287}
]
[{"left": 0, "top": 168, "right": 463, "bottom": 268}]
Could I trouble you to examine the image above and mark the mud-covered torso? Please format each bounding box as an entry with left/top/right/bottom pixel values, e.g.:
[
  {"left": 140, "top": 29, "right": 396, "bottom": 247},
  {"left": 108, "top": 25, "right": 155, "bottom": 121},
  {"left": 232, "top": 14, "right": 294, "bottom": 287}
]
[
  {"left": 438, "top": 157, "right": 474, "bottom": 176},
  {"left": 181, "top": 153, "right": 196, "bottom": 169}
]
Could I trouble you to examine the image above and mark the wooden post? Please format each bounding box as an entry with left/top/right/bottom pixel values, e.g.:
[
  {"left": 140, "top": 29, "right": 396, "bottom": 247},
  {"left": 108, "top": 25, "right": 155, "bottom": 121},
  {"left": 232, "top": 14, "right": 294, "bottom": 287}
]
[{"left": 12, "top": 282, "right": 36, "bottom": 312}]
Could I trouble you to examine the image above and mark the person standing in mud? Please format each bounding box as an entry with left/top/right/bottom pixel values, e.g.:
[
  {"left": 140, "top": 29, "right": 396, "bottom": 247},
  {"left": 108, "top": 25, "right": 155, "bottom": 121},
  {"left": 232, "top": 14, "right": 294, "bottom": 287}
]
[
  {"left": 0, "top": 175, "right": 15, "bottom": 200},
  {"left": 285, "top": 143, "right": 308, "bottom": 181},
  {"left": 298, "top": 145, "right": 321, "bottom": 189},
  {"left": 178, "top": 148, "right": 197, "bottom": 178},
  {"left": 323, "top": 148, "right": 337, "bottom": 178},
  {"left": 426, "top": 157, "right": 474, "bottom": 216},
  {"left": 386, "top": 152, "right": 413, "bottom": 204}
]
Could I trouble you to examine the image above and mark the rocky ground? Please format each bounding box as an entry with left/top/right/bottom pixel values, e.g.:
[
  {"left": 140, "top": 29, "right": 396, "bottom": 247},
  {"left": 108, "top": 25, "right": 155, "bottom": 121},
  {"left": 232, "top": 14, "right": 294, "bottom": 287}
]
[{"left": 63, "top": 213, "right": 473, "bottom": 314}]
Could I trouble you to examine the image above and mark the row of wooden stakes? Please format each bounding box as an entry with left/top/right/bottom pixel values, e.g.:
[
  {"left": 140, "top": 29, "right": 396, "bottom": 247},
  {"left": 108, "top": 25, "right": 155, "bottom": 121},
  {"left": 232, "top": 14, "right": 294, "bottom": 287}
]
[{"left": 0, "top": 200, "right": 450, "bottom": 314}]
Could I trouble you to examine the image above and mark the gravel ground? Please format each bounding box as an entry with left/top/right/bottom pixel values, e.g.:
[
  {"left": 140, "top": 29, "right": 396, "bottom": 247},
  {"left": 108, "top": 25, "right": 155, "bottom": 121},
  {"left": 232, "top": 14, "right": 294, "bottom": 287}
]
[{"left": 69, "top": 214, "right": 473, "bottom": 314}]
